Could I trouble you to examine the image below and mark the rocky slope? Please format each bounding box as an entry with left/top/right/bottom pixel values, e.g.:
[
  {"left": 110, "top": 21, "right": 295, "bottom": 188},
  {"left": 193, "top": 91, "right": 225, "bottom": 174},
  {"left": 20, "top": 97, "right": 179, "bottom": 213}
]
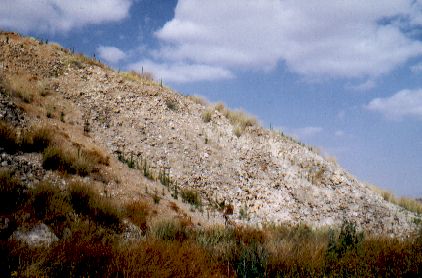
[{"left": 1, "top": 31, "right": 420, "bottom": 237}]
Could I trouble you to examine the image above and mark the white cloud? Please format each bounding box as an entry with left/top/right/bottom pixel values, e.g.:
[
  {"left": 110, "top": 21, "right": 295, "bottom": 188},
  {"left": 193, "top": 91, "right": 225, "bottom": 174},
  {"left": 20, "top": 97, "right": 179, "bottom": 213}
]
[
  {"left": 366, "top": 89, "right": 422, "bottom": 120},
  {"left": 410, "top": 62, "right": 422, "bottom": 73},
  {"left": 128, "top": 60, "right": 234, "bottom": 83},
  {"left": 347, "top": 79, "right": 377, "bottom": 91},
  {"left": 335, "top": 130, "right": 345, "bottom": 137},
  {"left": 153, "top": 0, "right": 422, "bottom": 78},
  {"left": 0, "top": 0, "right": 132, "bottom": 33},
  {"left": 97, "top": 46, "right": 127, "bottom": 64},
  {"left": 288, "top": 126, "right": 323, "bottom": 140}
]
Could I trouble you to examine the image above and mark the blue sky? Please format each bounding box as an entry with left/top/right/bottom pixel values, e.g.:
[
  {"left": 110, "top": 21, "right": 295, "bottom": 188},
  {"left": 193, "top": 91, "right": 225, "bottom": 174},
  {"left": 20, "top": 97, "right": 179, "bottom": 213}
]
[{"left": 1, "top": 0, "right": 422, "bottom": 196}]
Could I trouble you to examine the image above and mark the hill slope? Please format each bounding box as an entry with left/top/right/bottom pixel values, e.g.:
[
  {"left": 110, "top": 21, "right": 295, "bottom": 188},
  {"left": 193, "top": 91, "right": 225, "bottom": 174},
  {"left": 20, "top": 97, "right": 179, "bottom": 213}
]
[{"left": 0, "top": 31, "right": 420, "bottom": 237}]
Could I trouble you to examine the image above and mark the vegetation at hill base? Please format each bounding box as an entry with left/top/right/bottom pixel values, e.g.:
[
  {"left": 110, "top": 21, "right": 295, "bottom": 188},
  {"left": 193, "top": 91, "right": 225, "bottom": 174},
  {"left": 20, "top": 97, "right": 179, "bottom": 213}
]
[{"left": 1, "top": 160, "right": 422, "bottom": 277}]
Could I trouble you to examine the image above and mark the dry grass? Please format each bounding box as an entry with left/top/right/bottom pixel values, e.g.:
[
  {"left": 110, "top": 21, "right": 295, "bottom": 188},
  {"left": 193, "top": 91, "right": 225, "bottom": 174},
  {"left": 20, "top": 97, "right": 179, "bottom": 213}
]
[
  {"left": 109, "top": 240, "right": 223, "bottom": 277},
  {"left": 168, "top": 201, "right": 180, "bottom": 213},
  {"left": 69, "top": 181, "right": 122, "bottom": 230},
  {"left": 30, "top": 182, "right": 73, "bottom": 237},
  {"left": 66, "top": 53, "right": 106, "bottom": 70},
  {"left": 213, "top": 102, "right": 257, "bottom": 136},
  {"left": 84, "top": 147, "right": 110, "bottom": 166},
  {"left": 2, "top": 178, "right": 422, "bottom": 278},
  {"left": 188, "top": 95, "right": 209, "bottom": 106},
  {"left": 120, "top": 70, "right": 154, "bottom": 83},
  {"left": 149, "top": 219, "right": 189, "bottom": 241},
  {"left": 398, "top": 198, "right": 422, "bottom": 214},
  {"left": 181, "top": 189, "right": 202, "bottom": 208},
  {"left": 0, "top": 120, "right": 19, "bottom": 153},
  {"left": 42, "top": 145, "right": 95, "bottom": 176},
  {"left": 41, "top": 141, "right": 108, "bottom": 177},
  {"left": 20, "top": 125, "right": 55, "bottom": 152},
  {"left": 0, "top": 121, "right": 106, "bottom": 178},
  {"left": 0, "top": 122, "right": 56, "bottom": 154},
  {"left": 2, "top": 74, "right": 41, "bottom": 103},
  {"left": 0, "top": 169, "right": 28, "bottom": 214},
  {"left": 369, "top": 185, "right": 422, "bottom": 214},
  {"left": 201, "top": 108, "right": 213, "bottom": 123},
  {"left": 125, "top": 200, "right": 150, "bottom": 233}
]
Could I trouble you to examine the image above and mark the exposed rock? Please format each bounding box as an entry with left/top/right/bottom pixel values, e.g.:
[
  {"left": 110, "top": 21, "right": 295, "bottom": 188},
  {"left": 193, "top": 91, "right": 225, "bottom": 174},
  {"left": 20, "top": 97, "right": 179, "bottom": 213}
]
[
  {"left": 121, "top": 219, "right": 144, "bottom": 241},
  {"left": 10, "top": 223, "right": 59, "bottom": 247}
]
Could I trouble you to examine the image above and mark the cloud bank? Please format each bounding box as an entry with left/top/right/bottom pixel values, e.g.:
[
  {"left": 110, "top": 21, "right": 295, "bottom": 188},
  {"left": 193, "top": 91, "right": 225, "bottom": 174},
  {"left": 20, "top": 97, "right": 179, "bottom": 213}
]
[
  {"left": 149, "top": 0, "right": 422, "bottom": 82},
  {"left": 366, "top": 89, "right": 422, "bottom": 120},
  {"left": 0, "top": 0, "right": 132, "bottom": 33},
  {"left": 97, "top": 46, "right": 127, "bottom": 64},
  {"left": 128, "top": 60, "right": 234, "bottom": 83}
]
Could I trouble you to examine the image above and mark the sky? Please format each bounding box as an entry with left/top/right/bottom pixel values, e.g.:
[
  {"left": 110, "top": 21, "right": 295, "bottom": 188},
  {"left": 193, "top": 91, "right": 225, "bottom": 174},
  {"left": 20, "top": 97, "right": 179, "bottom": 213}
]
[{"left": 1, "top": 0, "right": 421, "bottom": 197}]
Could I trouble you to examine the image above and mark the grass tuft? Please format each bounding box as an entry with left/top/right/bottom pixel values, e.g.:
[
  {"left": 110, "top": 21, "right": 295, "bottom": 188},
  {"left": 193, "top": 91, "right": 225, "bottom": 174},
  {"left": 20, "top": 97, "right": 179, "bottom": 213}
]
[
  {"left": 370, "top": 184, "right": 422, "bottom": 215},
  {"left": 180, "top": 189, "right": 202, "bottom": 208},
  {"left": 21, "top": 126, "right": 55, "bottom": 152},
  {"left": 0, "top": 169, "right": 28, "bottom": 213},
  {"left": 213, "top": 102, "right": 257, "bottom": 136},
  {"left": 2, "top": 74, "right": 39, "bottom": 103},
  {"left": 69, "top": 181, "right": 121, "bottom": 230},
  {"left": 120, "top": 71, "right": 154, "bottom": 83},
  {"left": 150, "top": 219, "right": 188, "bottom": 241},
  {"left": 188, "top": 95, "right": 208, "bottom": 106},
  {"left": 125, "top": 201, "right": 150, "bottom": 233},
  {"left": 201, "top": 108, "right": 213, "bottom": 123},
  {"left": 42, "top": 144, "right": 101, "bottom": 176},
  {"left": 0, "top": 121, "right": 19, "bottom": 153}
]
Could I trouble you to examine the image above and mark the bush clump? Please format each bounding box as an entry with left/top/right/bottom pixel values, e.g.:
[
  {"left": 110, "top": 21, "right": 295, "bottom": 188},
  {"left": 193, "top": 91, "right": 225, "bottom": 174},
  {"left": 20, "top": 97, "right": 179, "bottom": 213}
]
[
  {"left": 180, "top": 189, "right": 202, "bottom": 208},
  {"left": 201, "top": 109, "right": 213, "bottom": 123},
  {"left": 70, "top": 182, "right": 121, "bottom": 230},
  {"left": 0, "top": 169, "right": 28, "bottom": 213},
  {"left": 21, "top": 126, "right": 55, "bottom": 152},
  {"left": 125, "top": 201, "right": 150, "bottom": 233},
  {"left": 150, "top": 219, "right": 188, "bottom": 241},
  {"left": 42, "top": 145, "right": 96, "bottom": 176},
  {"left": 0, "top": 121, "right": 19, "bottom": 153}
]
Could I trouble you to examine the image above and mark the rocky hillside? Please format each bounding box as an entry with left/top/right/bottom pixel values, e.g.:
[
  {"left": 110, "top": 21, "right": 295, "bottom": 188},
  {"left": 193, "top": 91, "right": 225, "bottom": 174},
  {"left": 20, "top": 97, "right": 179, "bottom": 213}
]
[{"left": 1, "top": 31, "right": 420, "bottom": 237}]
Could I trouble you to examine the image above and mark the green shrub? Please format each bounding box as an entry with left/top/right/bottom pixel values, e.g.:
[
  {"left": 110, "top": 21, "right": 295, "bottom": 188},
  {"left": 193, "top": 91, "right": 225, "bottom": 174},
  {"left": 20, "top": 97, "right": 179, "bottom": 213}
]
[
  {"left": 165, "top": 98, "right": 178, "bottom": 111},
  {"left": 239, "top": 203, "right": 249, "bottom": 220},
  {"left": 236, "top": 242, "right": 269, "bottom": 278},
  {"left": 150, "top": 219, "right": 188, "bottom": 241},
  {"left": 326, "top": 220, "right": 364, "bottom": 261},
  {"left": 180, "top": 189, "right": 202, "bottom": 208},
  {"left": 196, "top": 226, "right": 235, "bottom": 248}
]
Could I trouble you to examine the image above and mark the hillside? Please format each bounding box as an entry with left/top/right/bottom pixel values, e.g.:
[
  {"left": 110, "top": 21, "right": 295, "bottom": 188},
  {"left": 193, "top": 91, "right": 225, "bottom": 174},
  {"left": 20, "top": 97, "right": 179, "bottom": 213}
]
[{"left": 0, "top": 30, "right": 420, "bottom": 239}]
